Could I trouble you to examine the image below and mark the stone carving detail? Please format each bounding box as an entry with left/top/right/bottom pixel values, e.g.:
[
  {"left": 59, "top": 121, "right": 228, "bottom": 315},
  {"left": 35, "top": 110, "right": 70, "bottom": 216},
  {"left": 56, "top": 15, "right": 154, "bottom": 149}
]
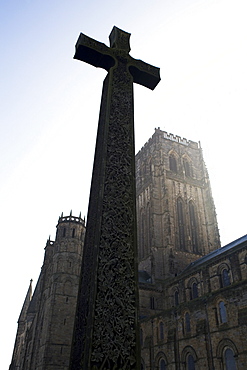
[{"left": 90, "top": 63, "right": 138, "bottom": 369}]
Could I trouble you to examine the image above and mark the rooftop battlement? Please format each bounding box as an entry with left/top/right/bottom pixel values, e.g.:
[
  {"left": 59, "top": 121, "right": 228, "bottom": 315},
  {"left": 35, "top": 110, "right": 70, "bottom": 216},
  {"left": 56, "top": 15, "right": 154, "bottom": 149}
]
[
  {"left": 136, "top": 128, "right": 200, "bottom": 158},
  {"left": 156, "top": 127, "right": 199, "bottom": 148},
  {"left": 57, "top": 212, "right": 85, "bottom": 226}
]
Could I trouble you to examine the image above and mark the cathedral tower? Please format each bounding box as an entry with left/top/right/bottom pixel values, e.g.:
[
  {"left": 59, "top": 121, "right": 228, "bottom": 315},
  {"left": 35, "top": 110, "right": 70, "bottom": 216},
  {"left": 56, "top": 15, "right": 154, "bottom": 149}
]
[
  {"left": 10, "top": 213, "right": 85, "bottom": 370},
  {"left": 136, "top": 128, "right": 220, "bottom": 280}
]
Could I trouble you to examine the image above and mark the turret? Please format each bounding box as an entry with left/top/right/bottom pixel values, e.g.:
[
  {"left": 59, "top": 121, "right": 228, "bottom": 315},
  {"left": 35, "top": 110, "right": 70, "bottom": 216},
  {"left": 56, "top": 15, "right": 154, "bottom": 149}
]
[{"left": 55, "top": 212, "right": 85, "bottom": 244}]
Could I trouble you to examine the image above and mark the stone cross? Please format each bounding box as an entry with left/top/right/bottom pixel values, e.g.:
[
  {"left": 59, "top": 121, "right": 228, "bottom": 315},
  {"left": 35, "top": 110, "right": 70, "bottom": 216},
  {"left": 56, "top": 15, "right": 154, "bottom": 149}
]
[{"left": 70, "top": 26, "right": 160, "bottom": 370}]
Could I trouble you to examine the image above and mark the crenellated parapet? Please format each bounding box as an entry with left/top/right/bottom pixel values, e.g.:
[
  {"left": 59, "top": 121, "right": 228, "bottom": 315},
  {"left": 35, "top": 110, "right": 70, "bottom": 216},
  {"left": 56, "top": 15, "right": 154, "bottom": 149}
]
[{"left": 57, "top": 212, "right": 85, "bottom": 226}]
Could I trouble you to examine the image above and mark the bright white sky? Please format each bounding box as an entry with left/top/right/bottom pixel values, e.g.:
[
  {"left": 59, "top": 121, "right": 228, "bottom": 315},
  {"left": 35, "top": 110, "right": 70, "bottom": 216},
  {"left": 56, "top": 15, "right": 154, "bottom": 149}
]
[{"left": 1, "top": 0, "right": 247, "bottom": 367}]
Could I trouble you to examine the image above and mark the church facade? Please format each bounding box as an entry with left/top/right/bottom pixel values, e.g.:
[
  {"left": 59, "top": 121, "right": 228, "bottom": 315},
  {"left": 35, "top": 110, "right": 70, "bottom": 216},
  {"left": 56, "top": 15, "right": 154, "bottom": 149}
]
[{"left": 10, "top": 128, "right": 247, "bottom": 369}]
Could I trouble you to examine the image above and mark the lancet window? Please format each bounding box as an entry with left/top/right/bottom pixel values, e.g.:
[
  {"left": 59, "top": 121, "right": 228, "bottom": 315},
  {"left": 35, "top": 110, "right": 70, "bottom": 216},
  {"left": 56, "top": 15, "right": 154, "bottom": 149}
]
[
  {"left": 159, "top": 322, "right": 164, "bottom": 340},
  {"left": 183, "top": 158, "right": 191, "bottom": 177},
  {"left": 185, "top": 312, "right": 191, "bottom": 333},
  {"left": 189, "top": 201, "right": 198, "bottom": 253},
  {"left": 177, "top": 198, "right": 185, "bottom": 250},
  {"left": 219, "top": 301, "right": 227, "bottom": 323},
  {"left": 221, "top": 268, "right": 231, "bottom": 287},
  {"left": 169, "top": 154, "right": 177, "bottom": 173},
  {"left": 174, "top": 290, "right": 179, "bottom": 306}
]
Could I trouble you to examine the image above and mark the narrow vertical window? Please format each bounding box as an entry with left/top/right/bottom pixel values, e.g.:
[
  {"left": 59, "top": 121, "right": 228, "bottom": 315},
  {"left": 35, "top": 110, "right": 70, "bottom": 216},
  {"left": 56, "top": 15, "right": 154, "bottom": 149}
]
[
  {"left": 189, "top": 201, "right": 198, "bottom": 253},
  {"left": 184, "top": 159, "right": 191, "bottom": 177},
  {"left": 185, "top": 312, "right": 191, "bottom": 333},
  {"left": 140, "top": 212, "right": 145, "bottom": 259},
  {"left": 150, "top": 297, "right": 155, "bottom": 310},
  {"left": 147, "top": 204, "right": 151, "bottom": 252},
  {"left": 169, "top": 155, "right": 177, "bottom": 173},
  {"left": 177, "top": 198, "right": 185, "bottom": 250},
  {"left": 159, "top": 322, "right": 164, "bottom": 340},
  {"left": 174, "top": 290, "right": 179, "bottom": 306},
  {"left": 221, "top": 269, "right": 231, "bottom": 287},
  {"left": 63, "top": 227, "right": 66, "bottom": 237},
  {"left": 219, "top": 301, "right": 227, "bottom": 323},
  {"left": 191, "top": 282, "right": 198, "bottom": 300},
  {"left": 72, "top": 228, "right": 75, "bottom": 238}
]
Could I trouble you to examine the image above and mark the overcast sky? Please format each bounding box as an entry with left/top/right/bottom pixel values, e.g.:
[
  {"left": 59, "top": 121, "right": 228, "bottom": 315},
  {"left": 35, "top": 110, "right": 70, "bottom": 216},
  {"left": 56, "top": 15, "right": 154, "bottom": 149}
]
[{"left": 1, "top": 0, "right": 247, "bottom": 367}]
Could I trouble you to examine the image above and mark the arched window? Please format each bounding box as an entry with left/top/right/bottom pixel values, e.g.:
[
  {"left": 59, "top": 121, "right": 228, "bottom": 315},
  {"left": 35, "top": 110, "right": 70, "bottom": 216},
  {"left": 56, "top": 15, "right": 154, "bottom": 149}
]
[
  {"left": 174, "top": 290, "right": 179, "bottom": 306},
  {"left": 159, "top": 359, "right": 166, "bottom": 370},
  {"left": 191, "top": 282, "right": 198, "bottom": 300},
  {"left": 219, "top": 301, "right": 227, "bottom": 323},
  {"left": 169, "top": 155, "right": 177, "bottom": 173},
  {"left": 185, "top": 312, "right": 191, "bottom": 333},
  {"left": 159, "top": 322, "right": 164, "bottom": 340},
  {"left": 189, "top": 201, "right": 198, "bottom": 253},
  {"left": 187, "top": 354, "right": 195, "bottom": 370},
  {"left": 221, "top": 268, "right": 231, "bottom": 287},
  {"left": 224, "top": 348, "right": 237, "bottom": 370},
  {"left": 183, "top": 159, "right": 191, "bottom": 177},
  {"left": 177, "top": 198, "right": 185, "bottom": 250}
]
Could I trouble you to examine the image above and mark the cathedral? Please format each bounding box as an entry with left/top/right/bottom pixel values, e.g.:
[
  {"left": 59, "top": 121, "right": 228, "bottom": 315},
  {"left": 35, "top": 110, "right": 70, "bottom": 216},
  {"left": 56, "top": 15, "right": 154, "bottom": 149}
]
[{"left": 10, "top": 128, "right": 247, "bottom": 369}]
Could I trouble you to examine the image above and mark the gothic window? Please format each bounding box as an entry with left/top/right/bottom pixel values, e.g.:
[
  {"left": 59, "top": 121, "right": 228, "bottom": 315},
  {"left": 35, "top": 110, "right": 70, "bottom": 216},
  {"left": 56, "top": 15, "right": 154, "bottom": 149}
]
[
  {"left": 174, "top": 290, "right": 179, "bottom": 306},
  {"left": 169, "top": 155, "right": 177, "bottom": 173},
  {"left": 159, "top": 322, "right": 164, "bottom": 340},
  {"left": 221, "top": 268, "right": 231, "bottom": 287},
  {"left": 219, "top": 301, "right": 227, "bottom": 323},
  {"left": 224, "top": 348, "right": 237, "bottom": 370},
  {"left": 183, "top": 159, "right": 191, "bottom": 177},
  {"left": 189, "top": 201, "right": 198, "bottom": 253},
  {"left": 185, "top": 312, "right": 191, "bottom": 333},
  {"left": 191, "top": 282, "right": 198, "bottom": 300},
  {"left": 177, "top": 198, "right": 185, "bottom": 250},
  {"left": 186, "top": 354, "right": 195, "bottom": 370},
  {"left": 159, "top": 359, "right": 166, "bottom": 370}
]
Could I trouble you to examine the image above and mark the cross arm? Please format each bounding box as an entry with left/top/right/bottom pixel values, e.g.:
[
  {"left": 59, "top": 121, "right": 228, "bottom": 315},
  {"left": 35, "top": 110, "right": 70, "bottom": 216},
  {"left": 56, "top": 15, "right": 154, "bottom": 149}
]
[
  {"left": 129, "top": 58, "right": 161, "bottom": 90},
  {"left": 74, "top": 33, "right": 115, "bottom": 71}
]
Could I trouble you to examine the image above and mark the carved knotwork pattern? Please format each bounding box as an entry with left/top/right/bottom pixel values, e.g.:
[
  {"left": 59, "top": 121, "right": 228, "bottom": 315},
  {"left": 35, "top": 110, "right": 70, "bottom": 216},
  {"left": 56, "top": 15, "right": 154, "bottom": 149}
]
[{"left": 89, "top": 60, "right": 138, "bottom": 369}]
